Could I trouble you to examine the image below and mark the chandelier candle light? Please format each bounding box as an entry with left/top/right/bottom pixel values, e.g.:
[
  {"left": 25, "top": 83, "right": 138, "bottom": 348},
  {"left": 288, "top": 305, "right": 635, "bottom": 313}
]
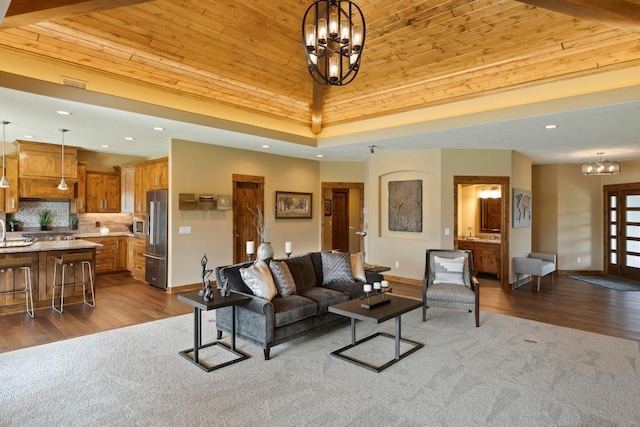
[
  {"left": 302, "top": 0, "right": 365, "bottom": 86},
  {"left": 581, "top": 152, "right": 621, "bottom": 176}
]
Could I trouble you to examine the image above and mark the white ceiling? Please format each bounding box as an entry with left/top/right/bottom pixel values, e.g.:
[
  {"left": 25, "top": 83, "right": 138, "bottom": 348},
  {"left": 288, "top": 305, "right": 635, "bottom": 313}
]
[{"left": 1, "top": 81, "right": 639, "bottom": 165}]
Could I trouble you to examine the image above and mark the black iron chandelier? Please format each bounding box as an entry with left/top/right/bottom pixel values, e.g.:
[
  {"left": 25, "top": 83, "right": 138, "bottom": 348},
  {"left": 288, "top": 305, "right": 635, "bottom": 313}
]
[{"left": 302, "top": 0, "right": 365, "bottom": 86}]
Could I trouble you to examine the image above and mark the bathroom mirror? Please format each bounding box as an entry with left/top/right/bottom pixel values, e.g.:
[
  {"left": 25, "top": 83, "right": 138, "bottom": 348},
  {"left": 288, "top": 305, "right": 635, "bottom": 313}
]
[{"left": 480, "top": 198, "right": 501, "bottom": 233}]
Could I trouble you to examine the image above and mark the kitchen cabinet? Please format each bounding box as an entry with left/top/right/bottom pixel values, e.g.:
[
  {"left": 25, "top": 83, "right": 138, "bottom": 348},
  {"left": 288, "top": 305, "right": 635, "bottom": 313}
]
[
  {"left": 116, "top": 165, "right": 135, "bottom": 213},
  {"left": 15, "top": 140, "right": 78, "bottom": 181},
  {"left": 75, "top": 163, "right": 87, "bottom": 213},
  {"left": 82, "top": 236, "right": 128, "bottom": 274},
  {"left": 457, "top": 240, "right": 501, "bottom": 278},
  {"left": 1, "top": 157, "right": 18, "bottom": 213},
  {"left": 134, "top": 157, "right": 167, "bottom": 214},
  {"left": 148, "top": 158, "right": 168, "bottom": 189},
  {"left": 128, "top": 237, "right": 146, "bottom": 282},
  {"left": 86, "top": 171, "right": 121, "bottom": 213}
]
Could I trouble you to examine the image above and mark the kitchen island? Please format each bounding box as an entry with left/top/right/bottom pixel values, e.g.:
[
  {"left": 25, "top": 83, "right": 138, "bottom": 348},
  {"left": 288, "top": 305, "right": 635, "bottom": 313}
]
[{"left": 0, "top": 239, "right": 102, "bottom": 315}]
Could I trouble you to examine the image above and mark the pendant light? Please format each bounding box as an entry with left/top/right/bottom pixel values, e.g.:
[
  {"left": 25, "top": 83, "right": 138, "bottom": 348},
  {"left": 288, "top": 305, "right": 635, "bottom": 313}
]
[
  {"left": 0, "top": 121, "right": 9, "bottom": 188},
  {"left": 58, "top": 128, "right": 69, "bottom": 191}
]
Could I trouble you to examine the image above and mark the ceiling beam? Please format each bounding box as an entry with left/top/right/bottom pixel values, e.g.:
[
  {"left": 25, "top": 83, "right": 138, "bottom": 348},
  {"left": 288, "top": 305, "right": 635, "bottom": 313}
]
[
  {"left": 2, "top": 0, "right": 152, "bottom": 28},
  {"left": 518, "top": 0, "right": 640, "bottom": 33}
]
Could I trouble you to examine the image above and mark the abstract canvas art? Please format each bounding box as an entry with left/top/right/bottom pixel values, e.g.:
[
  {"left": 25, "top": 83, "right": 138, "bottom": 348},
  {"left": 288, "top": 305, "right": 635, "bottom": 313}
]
[{"left": 513, "top": 188, "right": 532, "bottom": 228}]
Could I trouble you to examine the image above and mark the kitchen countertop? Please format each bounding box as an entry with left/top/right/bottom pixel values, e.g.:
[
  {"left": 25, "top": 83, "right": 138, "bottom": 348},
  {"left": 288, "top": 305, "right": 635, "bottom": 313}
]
[{"left": 0, "top": 239, "right": 103, "bottom": 254}]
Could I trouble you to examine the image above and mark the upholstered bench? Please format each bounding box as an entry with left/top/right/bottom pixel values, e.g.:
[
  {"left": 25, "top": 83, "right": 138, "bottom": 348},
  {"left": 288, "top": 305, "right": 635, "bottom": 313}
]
[{"left": 513, "top": 252, "right": 556, "bottom": 291}]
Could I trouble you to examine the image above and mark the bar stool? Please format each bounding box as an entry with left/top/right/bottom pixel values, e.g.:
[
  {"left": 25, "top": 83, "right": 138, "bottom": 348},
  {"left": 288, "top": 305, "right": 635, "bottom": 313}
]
[
  {"left": 0, "top": 257, "right": 35, "bottom": 318},
  {"left": 52, "top": 253, "right": 96, "bottom": 313}
]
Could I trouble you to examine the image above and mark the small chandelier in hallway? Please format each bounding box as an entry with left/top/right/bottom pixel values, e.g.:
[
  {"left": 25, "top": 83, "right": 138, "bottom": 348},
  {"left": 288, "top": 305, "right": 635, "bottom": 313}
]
[
  {"left": 302, "top": 0, "right": 365, "bottom": 86},
  {"left": 581, "top": 152, "right": 620, "bottom": 176}
]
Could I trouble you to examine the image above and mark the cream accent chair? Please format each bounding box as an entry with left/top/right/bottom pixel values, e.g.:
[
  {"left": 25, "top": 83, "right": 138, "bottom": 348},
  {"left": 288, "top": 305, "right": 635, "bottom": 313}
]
[{"left": 512, "top": 253, "right": 556, "bottom": 291}]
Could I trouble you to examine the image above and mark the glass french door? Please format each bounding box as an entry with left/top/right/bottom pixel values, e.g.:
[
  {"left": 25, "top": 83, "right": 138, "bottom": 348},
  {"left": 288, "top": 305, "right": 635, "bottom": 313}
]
[{"left": 606, "top": 186, "right": 640, "bottom": 281}]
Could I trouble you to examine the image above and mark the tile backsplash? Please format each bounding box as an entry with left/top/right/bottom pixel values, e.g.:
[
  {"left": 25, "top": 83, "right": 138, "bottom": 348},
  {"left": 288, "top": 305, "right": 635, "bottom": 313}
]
[
  {"left": 12, "top": 200, "right": 70, "bottom": 227},
  {"left": 7, "top": 201, "right": 133, "bottom": 232}
]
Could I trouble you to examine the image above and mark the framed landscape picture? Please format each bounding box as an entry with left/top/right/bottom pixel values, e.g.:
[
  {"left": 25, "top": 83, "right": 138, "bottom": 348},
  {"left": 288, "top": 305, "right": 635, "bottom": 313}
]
[{"left": 276, "top": 191, "right": 312, "bottom": 219}]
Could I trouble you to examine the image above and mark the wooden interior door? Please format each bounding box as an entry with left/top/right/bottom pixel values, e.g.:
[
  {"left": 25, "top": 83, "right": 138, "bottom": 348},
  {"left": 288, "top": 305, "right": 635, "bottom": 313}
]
[
  {"left": 232, "top": 175, "right": 264, "bottom": 264},
  {"left": 331, "top": 189, "right": 349, "bottom": 252},
  {"left": 605, "top": 184, "right": 640, "bottom": 281}
]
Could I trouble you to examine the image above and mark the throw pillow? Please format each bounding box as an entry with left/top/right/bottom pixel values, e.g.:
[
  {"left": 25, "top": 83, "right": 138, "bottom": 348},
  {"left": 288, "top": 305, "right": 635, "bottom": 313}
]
[
  {"left": 322, "top": 251, "right": 355, "bottom": 285},
  {"left": 240, "top": 260, "right": 278, "bottom": 301},
  {"left": 283, "top": 254, "right": 317, "bottom": 293},
  {"left": 269, "top": 260, "right": 297, "bottom": 297},
  {"left": 433, "top": 255, "right": 466, "bottom": 286},
  {"left": 350, "top": 252, "right": 367, "bottom": 282}
]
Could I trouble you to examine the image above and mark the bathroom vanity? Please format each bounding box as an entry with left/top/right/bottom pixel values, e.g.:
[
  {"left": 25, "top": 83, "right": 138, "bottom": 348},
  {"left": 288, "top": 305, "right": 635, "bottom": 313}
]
[{"left": 457, "top": 238, "right": 501, "bottom": 278}]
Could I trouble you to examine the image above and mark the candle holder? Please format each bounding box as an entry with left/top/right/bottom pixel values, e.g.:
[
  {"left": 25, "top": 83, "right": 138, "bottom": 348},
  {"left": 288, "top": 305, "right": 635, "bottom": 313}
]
[
  {"left": 286, "top": 252, "right": 292, "bottom": 258},
  {"left": 247, "top": 253, "right": 254, "bottom": 262},
  {"left": 360, "top": 283, "right": 392, "bottom": 309}
]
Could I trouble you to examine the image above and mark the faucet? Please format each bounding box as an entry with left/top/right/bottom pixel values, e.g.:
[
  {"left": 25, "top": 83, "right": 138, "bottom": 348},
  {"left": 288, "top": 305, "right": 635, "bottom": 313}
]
[{"left": 0, "top": 219, "right": 5, "bottom": 246}]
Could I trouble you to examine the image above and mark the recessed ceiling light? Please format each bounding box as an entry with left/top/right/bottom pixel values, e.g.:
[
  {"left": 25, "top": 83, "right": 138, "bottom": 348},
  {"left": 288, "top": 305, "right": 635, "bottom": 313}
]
[
  {"left": 316, "top": 154, "right": 323, "bottom": 158},
  {"left": 261, "top": 145, "right": 270, "bottom": 149},
  {"left": 101, "top": 144, "right": 111, "bottom": 148},
  {"left": 23, "top": 135, "right": 34, "bottom": 139},
  {"left": 124, "top": 136, "right": 135, "bottom": 141},
  {"left": 153, "top": 127, "right": 165, "bottom": 131},
  {"left": 56, "top": 110, "right": 71, "bottom": 115},
  {"left": 544, "top": 124, "right": 558, "bottom": 129}
]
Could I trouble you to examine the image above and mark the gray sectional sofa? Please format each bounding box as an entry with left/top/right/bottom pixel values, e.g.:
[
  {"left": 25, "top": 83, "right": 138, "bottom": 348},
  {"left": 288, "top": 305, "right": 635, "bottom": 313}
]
[{"left": 214, "top": 251, "right": 383, "bottom": 360}]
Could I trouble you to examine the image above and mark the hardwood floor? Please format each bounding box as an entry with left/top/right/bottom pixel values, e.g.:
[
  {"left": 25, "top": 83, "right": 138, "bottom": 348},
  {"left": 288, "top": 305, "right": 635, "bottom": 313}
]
[{"left": 1, "top": 272, "right": 639, "bottom": 354}]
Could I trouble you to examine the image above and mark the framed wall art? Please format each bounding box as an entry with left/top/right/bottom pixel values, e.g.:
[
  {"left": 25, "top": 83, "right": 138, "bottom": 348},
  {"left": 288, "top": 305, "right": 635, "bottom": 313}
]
[
  {"left": 324, "top": 198, "right": 332, "bottom": 216},
  {"left": 276, "top": 191, "right": 312, "bottom": 219},
  {"left": 513, "top": 188, "right": 532, "bottom": 228}
]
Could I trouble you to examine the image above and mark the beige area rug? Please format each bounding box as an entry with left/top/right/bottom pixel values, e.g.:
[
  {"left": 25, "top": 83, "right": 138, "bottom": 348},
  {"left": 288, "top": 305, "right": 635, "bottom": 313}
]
[{"left": 1, "top": 308, "right": 639, "bottom": 426}]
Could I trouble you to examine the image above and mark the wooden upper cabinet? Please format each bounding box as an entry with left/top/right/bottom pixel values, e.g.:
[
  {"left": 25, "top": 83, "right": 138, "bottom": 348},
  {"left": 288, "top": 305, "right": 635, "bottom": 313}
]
[
  {"left": 86, "top": 171, "right": 121, "bottom": 213},
  {"left": 0, "top": 157, "right": 19, "bottom": 213},
  {"left": 134, "top": 162, "right": 149, "bottom": 214},
  {"left": 134, "top": 157, "right": 167, "bottom": 214},
  {"left": 15, "top": 140, "right": 78, "bottom": 199},
  {"left": 116, "top": 165, "right": 135, "bottom": 213},
  {"left": 148, "top": 158, "right": 168, "bottom": 190},
  {"left": 75, "top": 163, "right": 87, "bottom": 213},
  {"left": 15, "top": 140, "right": 78, "bottom": 180}
]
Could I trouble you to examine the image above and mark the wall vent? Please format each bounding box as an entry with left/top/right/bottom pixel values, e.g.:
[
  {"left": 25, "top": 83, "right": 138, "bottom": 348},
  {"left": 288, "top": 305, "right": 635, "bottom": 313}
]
[{"left": 62, "top": 78, "right": 87, "bottom": 89}]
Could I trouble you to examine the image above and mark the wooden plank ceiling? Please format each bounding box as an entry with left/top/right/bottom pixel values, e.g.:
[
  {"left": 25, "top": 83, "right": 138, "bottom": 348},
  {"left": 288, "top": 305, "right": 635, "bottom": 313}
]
[{"left": 1, "top": 0, "right": 639, "bottom": 134}]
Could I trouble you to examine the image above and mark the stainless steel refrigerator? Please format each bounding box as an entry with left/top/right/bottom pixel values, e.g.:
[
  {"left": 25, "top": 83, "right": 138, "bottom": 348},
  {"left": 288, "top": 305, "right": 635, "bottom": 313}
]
[{"left": 145, "top": 189, "right": 168, "bottom": 290}]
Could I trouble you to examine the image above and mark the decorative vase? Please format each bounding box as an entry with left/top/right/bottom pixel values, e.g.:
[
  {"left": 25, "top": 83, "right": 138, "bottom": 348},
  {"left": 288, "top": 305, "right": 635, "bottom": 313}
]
[{"left": 257, "top": 242, "right": 274, "bottom": 261}]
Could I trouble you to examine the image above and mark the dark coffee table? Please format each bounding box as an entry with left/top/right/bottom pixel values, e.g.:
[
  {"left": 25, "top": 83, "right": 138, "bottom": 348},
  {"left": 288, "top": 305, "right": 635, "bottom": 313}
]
[
  {"left": 178, "top": 290, "right": 251, "bottom": 372},
  {"left": 328, "top": 294, "right": 423, "bottom": 373}
]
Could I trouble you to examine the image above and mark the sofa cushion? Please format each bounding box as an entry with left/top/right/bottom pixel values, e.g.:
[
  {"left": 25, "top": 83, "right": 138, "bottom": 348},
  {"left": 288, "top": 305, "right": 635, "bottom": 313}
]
[
  {"left": 324, "top": 281, "right": 366, "bottom": 299},
  {"left": 240, "top": 260, "right": 278, "bottom": 301},
  {"left": 301, "top": 287, "right": 350, "bottom": 314},
  {"left": 283, "top": 253, "right": 317, "bottom": 293},
  {"left": 271, "top": 295, "right": 318, "bottom": 327},
  {"left": 350, "top": 252, "right": 367, "bottom": 282},
  {"left": 218, "top": 262, "right": 254, "bottom": 295},
  {"left": 269, "top": 260, "right": 297, "bottom": 297},
  {"left": 433, "top": 255, "right": 465, "bottom": 286},
  {"left": 321, "top": 251, "right": 355, "bottom": 285}
]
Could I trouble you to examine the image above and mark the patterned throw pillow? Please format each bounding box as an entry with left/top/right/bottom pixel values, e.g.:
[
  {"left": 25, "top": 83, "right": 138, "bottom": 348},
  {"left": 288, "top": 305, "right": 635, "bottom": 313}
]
[
  {"left": 240, "top": 260, "right": 278, "bottom": 301},
  {"left": 350, "top": 252, "right": 367, "bottom": 282},
  {"left": 433, "top": 255, "right": 465, "bottom": 286},
  {"left": 322, "top": 251, "right": 355, "bottom": 285},
  {"left": 269, "top": 260, "right": 297, "bottom": 297}
]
